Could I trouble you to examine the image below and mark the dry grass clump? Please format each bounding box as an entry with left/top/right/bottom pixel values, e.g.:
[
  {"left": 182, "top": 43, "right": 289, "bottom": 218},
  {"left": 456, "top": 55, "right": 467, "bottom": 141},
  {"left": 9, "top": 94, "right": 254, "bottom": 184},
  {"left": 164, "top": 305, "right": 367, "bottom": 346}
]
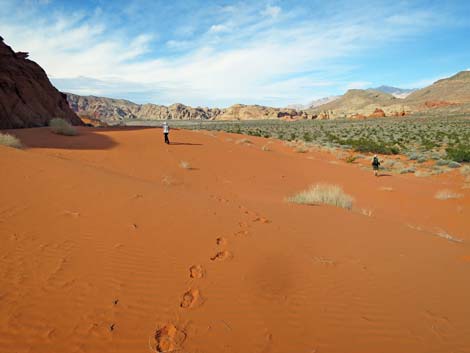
[
  {"left": 415, "top": 170, "right": 431, "bottom": 177},
  {"left": 49, "top": 118, "right": 77, "bottom": 136},
  {"left": 294, "top": 145, "right": 308, "bottom": 153},
  {"left": 179, "top": 161, "right": 192, "bottom": 170},
  {"left": 460, "top": 165, "right": 470, "bottom": 176},
  {"left": 0, "top": 133, "right": 22, "bottom": 148},
  {"left": 345, "top": 154, "right": 358, "bottom": 163},
  {"left": 261, "top": 143, "right": 271, "bottom": 151},
  {"left": 435, "top": 189, "right": 463, "bottom": 200},
  {"left": 379, "top": 186, "right": 394, "bottom": 192},
  {"left": 287, "top": 183, "right": 354, "bottom": 210},
  {"left": 434, "top": 229, "right": 463, "bottom": 243},
  {"left": 236, "top": 138, "right": 252, "bottom": 145},
  {"left": 161, "top": 175, "right": 175, "bottom": 185},
  {"left": 359, "top": 208, "right": 373, "bottom": 217}
]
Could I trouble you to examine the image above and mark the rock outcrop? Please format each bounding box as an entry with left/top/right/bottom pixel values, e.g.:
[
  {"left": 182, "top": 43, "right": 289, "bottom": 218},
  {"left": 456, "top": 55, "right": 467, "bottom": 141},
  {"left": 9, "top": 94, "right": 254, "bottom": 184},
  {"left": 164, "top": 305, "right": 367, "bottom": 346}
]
[
  {"left": 368, "top": 108, "right": 386, "bottom": 118},
  {"left": 0, "top": 36, "right": 82, "bottom": 128}
]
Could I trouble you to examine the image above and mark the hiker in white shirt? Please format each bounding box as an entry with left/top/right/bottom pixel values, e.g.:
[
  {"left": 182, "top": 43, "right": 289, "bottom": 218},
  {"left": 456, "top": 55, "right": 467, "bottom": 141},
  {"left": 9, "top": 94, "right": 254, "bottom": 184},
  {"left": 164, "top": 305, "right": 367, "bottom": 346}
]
[{"left": 162, "top": 121, "right": 170, "bottom": 144}]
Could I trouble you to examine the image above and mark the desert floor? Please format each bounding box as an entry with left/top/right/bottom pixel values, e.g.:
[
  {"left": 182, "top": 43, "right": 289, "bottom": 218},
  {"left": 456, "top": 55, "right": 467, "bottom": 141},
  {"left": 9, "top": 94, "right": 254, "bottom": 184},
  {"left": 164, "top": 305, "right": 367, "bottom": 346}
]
[{"left": 1, "top": 126, "right": 469, "bottom": 353}]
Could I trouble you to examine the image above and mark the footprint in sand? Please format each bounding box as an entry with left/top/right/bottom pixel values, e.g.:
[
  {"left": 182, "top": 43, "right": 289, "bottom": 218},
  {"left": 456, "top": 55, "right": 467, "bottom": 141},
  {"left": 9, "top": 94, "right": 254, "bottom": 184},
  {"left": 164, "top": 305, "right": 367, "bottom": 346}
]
[
  {"left": 252, "top": 216, "right": 270, "bottom": 224},
  {"left": 180, "top": 288, "right": 202, "bottom": 309},
  {"left": 189, "top": 265, "right": 204, "bottom": 279},
  {"left": 154, "top": 324, "right": 186, "bottom": 352},
  {"left": 216, "top": 237, "right": 227, "bottom": 246},
  {"left": 234, "top": 230, "right": 249, "bottom": 237},
  {"left": 210, "top": 250, "right": 232, "bottom": 262}
]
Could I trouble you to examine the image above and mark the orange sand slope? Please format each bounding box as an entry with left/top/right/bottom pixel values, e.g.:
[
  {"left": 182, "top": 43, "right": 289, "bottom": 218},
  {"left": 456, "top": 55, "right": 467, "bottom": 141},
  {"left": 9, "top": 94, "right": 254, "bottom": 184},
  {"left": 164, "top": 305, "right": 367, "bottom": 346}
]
[{"left": 1, "top": 126, "right": 470, "bottom": 353}]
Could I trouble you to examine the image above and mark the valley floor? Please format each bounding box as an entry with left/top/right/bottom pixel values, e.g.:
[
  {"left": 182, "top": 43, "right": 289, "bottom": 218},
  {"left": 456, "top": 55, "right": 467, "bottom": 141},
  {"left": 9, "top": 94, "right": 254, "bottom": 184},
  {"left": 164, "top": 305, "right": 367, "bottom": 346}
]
[{"left": 1, "top": 126, "right": 469, "bottom": 353}]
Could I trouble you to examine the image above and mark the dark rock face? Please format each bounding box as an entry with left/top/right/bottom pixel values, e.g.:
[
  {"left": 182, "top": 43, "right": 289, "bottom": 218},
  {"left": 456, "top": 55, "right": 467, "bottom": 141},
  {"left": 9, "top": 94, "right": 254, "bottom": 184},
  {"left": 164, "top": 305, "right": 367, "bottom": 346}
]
[{"left": 0, "top": 36, "right": 82, "bottom": 129}]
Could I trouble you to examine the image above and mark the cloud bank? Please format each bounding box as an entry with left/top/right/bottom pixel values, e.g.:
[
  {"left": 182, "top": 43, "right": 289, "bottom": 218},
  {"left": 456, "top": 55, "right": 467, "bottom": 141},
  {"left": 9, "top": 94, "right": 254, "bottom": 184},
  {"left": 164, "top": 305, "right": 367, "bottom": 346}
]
[{"left": 1, "top": 0, "right": 468, "bottom": 106}]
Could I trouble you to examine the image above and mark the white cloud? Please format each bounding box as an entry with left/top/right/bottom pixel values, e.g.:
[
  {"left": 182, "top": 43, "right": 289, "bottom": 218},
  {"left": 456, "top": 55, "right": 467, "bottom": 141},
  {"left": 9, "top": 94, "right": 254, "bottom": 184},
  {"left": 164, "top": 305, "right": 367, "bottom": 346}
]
[
  {"left": 208, "top": 24, "right": 230, "bottom": 33},
  {"left": 261, "top": 5, "right": 281, "bottom": 18},
  {"left": 0, "top": 1, "right": 452, "bottom": 106}
]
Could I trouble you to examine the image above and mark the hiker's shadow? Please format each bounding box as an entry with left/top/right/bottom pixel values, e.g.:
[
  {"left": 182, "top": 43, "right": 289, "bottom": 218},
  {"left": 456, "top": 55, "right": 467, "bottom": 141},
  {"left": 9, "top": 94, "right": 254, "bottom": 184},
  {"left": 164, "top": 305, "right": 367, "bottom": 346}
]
[
  {"left": 170, "top": 142, "right": 203, "bottom": 146},
  {"left": 378, "top": 173, "right": 392, "bottom": 177}
]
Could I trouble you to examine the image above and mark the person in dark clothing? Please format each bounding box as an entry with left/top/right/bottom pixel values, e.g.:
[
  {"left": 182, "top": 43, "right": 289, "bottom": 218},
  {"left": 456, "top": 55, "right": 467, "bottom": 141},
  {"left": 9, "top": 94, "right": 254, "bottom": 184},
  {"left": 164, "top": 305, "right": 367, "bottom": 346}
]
[
  {"left": 372, "top": 154, "right": 381, "bottom": 176},
  {"left": 162, "top": 121, "right": 170, "bottom": 144}
]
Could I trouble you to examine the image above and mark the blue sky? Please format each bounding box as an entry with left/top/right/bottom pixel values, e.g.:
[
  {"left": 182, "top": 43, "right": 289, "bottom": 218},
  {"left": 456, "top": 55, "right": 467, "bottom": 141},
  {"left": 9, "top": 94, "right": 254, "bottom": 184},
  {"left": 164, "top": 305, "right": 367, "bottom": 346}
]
[{"left": 1, "top": 0, "right": 469, "bottom": 107}]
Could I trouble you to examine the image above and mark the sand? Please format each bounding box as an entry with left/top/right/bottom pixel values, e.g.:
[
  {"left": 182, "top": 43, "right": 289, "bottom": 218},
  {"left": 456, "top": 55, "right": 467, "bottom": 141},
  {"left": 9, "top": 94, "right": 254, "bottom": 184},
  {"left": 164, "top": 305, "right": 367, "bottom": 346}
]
[{"left": 1, "top": 126, "right": 469, "bottom": 353}]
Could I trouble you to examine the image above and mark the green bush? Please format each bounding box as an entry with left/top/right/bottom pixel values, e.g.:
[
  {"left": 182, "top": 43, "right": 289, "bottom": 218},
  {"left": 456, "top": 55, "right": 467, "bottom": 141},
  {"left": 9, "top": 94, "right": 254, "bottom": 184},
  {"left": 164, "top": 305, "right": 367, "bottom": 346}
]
[
  {"left": 446, "top": 145, "right": 470, "bottom": 163},
  {"left": 343, "top": 138, "right": 399, "bottom": 155},
  {"left": 49, "top": 118, "right": 77, "bottom": 136}
]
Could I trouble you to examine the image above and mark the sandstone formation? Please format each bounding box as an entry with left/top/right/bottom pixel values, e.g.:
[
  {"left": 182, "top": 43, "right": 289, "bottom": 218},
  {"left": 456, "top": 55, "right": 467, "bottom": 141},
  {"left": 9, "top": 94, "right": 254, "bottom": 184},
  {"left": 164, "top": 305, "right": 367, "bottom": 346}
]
[
  {"left": 67, "top": 93, "right": 223, "bottom": 122},
  {"left": 0, "top": 37, "right": 81, "bottom": 128},
  {"left": 368, "top": 108, "right": 386, "bottom": 118},
  {"left": 67, "top": 94, "right": 313, "bottom": 122}
]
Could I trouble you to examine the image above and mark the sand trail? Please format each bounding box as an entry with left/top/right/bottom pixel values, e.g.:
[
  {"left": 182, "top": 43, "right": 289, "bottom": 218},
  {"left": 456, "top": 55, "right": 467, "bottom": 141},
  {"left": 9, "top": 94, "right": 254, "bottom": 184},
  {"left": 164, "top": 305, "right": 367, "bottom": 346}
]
[{"left": 1, "top": 126, "right": 469, "bottom": 353}]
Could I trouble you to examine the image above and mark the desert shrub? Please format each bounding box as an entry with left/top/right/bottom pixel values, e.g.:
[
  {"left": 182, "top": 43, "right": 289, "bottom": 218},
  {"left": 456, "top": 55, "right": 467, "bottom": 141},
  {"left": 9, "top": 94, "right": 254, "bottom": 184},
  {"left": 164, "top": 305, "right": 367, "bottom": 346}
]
[
  {"left": 400, "top": 168, "right": 415, "bottom": 174},
  {"left": 460, "top": 165, "right": 470, "bottom": 176},
  {"left": 345, "top": 155, "right": 357, "bottom": 163},
  {"left": 446, "top": 144, "right": 470, "bottom": 163},
  {"left": 0, "top": 133, "right": 22, "bottom": 148},
  {"left": 342, "top": 138, "right": 399, "bottom": 155},
  {"left": 295, "top": 145, "right": 308, "bottom": 153},
  {"left": 436, "top": 159, "right": 450, "bottom": 166},
  {"left": 287, "top": 183, "right": 353, "bottom": 210},
  {"left": 303, "top": 132, "right": 313, "bottom": 142},
  {"left": 261, "top": 144, "right": 271, "bottom": 151},
  {"left": 448, "top": 161, "right": 462, "bottom": 168},
  {"left": 417, "top": 156, "right": 428, "bottom": 163},
  {"left": 435, "top": 189, "right": 463, "bottom": 200},
  {"left": 49, "top": 118, "right": 77, "bottom": 136},
  {"left": 179, "top": 161, "right": 192, "bottom": 169}
]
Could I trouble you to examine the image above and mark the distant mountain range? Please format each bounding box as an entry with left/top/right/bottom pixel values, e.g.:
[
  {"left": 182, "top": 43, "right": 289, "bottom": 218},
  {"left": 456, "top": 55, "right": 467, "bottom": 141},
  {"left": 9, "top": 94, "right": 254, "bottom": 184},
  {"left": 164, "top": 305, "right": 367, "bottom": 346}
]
[
  {"left": 67, "top": 71, "right": 470, "bottom": 123},
  {"left": 288, "top": 86, "right": 416, "bottom": 111},
  {"left": 67, "top": 94, "right": 315, "bottom": 123},
  {"left": 306, "top": 71, "right": 470, "bottom": 119},
  {"left": 287, "top": 96, "right": 341, "bottom": 110},
  {"left": 370, "top": 85, "right": 416, "bottom": 98}
]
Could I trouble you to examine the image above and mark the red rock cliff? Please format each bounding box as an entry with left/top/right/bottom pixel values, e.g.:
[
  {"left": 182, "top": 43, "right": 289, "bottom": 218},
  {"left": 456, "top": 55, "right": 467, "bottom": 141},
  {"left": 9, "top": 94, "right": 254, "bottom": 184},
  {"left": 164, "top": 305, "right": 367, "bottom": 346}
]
[{"left": 0, "top": 36, "right": 82, "bottom": 128}]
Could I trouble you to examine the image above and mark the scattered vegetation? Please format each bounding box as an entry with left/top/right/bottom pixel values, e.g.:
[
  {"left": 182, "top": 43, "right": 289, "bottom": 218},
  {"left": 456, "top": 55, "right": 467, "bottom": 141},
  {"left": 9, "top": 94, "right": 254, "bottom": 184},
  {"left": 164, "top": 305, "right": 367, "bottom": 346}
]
[
  {"left": 49, "top": 118, "right": 77, "bottom": 136},
  {"left": 0, "top": 133, "right": 22, "bottom": 148},
  {"left": 287, "top": 183, "right": 354, "bottom": 210},
  {"left": 172, "top": 116, "right": 469, "bottom": 166}
]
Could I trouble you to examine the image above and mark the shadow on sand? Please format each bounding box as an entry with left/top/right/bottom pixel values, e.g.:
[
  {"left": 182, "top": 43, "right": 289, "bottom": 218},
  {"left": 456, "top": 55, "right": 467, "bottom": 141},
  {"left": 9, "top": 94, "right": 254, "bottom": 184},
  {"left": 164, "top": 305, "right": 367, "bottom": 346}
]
[
  {"left": 169, "top": 142, "right": 203, "bottom": 146},
  {"left": 378, "top": 173, "right": 393, "bottom": 178},
  {"left": 6, "top": 126, "right": 153, "bottom": 151}
]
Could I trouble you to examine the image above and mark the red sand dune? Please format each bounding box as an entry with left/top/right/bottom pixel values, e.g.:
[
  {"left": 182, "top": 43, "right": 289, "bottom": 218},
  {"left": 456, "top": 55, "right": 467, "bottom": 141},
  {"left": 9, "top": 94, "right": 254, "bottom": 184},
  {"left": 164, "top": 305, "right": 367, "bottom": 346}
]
[{"left": 1, "top": 126, "right": 469, "bottom": 353}]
